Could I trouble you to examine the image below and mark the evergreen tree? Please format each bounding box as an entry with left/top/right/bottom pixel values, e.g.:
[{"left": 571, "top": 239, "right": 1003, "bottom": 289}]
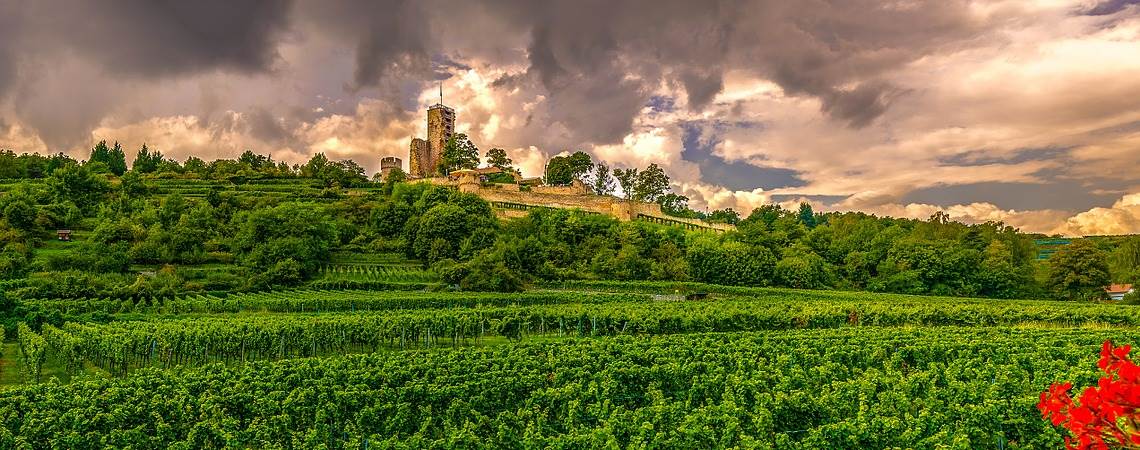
[
  {"left": 132, "top": 144, "right": 163, "bottom": 174},
  {"left": 88, "top": 141, "right": 111, "bottom": 169},
  {"left": 108, "top": 142, "right": 127, "bottom": 176},
  {"left": 798, "top": 202, "right": 817, "bottom": 229}
]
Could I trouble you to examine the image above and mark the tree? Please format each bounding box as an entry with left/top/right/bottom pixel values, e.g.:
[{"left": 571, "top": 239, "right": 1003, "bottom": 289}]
[
  {"left": 414, "top": 204, "right": 471, "bottom": 263},
  {"left": 302, "top": 153, "right": 329, "bottom": 178},
  {"left": 587, "top": 162, "right": 615, "bottom": 196},
  {"left": 1110, "top": 236, "right": 1140, "bottom": 284},
  {"left": 303, "top": 153, "right": 367, "bottom": 187},
  {"left": 438, "top": 133, "right": 480, "bottom": 175},
  {"left": 118, "top": 171, "right": 148, "bottom": 197},
  {"left": 706, "top": 208, "right": 740, "bottom": 225},
  {"left": 88, "top": 141, "right": 127, "bottom": 176},
  {"left": 632, "top": 163, "right": 670, "bottom": 202},
  {"left": 184, "top": 156, "right": 208, "bottom": 177},
  {"left": 798, "top": 202, "right": 817, "bottom": 228},
  {"left": 775, "top": 251, "right": 830, "bottom": 289},
  {"left": 686, "top": 236, "right": 775, "bottom": 286},
  {"left": 371, "top": 201, "right": 414, "bottom": 237},
  {"left": 3, "top": 200, "right": 36, "bottom": 231},
  {"left": 485, "top": 148, "right": 513, "bottom": 171},
  {"left": 977, "top": 240, "right": 1026, "bottom": 299},
  {"left": 328, "top": 160, "right": 368, "bottom": 187},
  {"left": 1047, "top": 239, "right": 1111, "bottom": 300},
  {"left": 159, "top": 193, "right": 187, "bottom": 228},
  {"left": 544, "top": 151, "right": 593, "bottom": 185},
  {"left": 46, "top": 164, "right": 110, "bottom": 211},
  {"left": 657, "top": 193, "right": 693, "bottom": 217},
  {"left": 238, "top": 150, "right": 272, "bottom": 171},
  {"left": 614, "top": 168, "right": 638, "bottom": 199},
  {"left": 132, "top": 144, "right": 164, "bottom": 174},
  {"left": 461, "top": 251, "right": 524, "bottom": 292},
  {"left": 380, "top": 167, "right": 408, "bottom": 195},
  {"left": 232, "top": 203, "right": 338, "bottom": 276},
  {"left": 108, "top": 142, "right": 128, "bottom": 176}
]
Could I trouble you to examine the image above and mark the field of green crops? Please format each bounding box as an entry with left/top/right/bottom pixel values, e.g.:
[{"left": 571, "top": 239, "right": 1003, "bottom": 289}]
[{"left": 3, "top": 286, "right": 1132, "bottom": 448}]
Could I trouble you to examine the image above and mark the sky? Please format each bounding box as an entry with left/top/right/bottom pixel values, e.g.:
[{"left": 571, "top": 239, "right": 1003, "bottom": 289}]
[{"left": 1, "top": 0, "right": 1139, "bottom": 236}]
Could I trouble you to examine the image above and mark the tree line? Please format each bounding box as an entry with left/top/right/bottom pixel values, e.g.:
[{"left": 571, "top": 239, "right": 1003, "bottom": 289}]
[
  {"left": 0, "top": 143, "right": 1136, "bottom": 301},
  {"left": 2, "top": 143, "right": 370, "bottom": 187}
]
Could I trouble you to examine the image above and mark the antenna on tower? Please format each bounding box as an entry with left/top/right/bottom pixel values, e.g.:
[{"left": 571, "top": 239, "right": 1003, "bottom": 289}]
[{"left": 439, "top": 82, "right": 443, "bottom": 105}]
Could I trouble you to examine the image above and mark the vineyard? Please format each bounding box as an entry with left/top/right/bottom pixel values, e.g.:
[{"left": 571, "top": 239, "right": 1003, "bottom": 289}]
[
  {"left": 2, "top": 285, "right": 1140, "bottom": 446},
  {"left": 22, "top": 293, "right": 1140, "bottom": 375},
  {"left": 0, "top": 326, "right": 1127, "bottom": 448},
  {"left": 0, "top": 286, "right": 1135, "bottom": 447}
]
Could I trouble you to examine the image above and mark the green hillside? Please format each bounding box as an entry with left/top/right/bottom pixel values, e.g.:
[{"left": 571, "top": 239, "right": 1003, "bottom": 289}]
[{"left": 0, "top": 149, "right": 1138, "bottom": 447}]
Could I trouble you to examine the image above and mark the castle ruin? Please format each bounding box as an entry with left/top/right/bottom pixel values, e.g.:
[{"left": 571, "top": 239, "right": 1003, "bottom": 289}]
[
  {"left": 383, "top": 100, "right": 733, "bottom": 232},
  {"left": 379, "top": 156, "right": 402, "bottom": 180},
  {"left": 407, "top": 103, "right": 455, "bottom": 178}
]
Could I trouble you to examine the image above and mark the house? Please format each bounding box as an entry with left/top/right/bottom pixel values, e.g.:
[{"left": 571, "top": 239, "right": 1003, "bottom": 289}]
[
  {"left": 1106, "top": 284, "right": 1135, "bottom": 301},
  {"left": 56, "top": 229, "right": 72, "bottom": 241}
]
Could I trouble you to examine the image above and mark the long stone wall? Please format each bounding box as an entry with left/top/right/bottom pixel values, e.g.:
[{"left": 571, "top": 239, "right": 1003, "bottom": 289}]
[
  {"left": 469, "top": 183, "right": 733, "bottom": 231},
  {"left": 409, "top": 177, "right": 734, "bottom": 231}
]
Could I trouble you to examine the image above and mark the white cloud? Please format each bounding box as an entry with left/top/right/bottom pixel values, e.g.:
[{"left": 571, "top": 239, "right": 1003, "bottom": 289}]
[{"left": 1054, "top": 193, "right": 1140, "bottom": 236}]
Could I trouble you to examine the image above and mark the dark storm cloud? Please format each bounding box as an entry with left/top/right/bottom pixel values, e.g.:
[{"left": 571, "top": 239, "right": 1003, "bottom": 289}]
[
  {"left": 298, "top": 0, "right": 433, "bottom": 91},
  {"left": 0, "top": 2, "right": 25, "bottom": 100},
  {"left": 426, "top": 0, "right": 991, "bottom": 144},
  {"left": 1083, "top": 0, "right": 1140, "bottom": 16},
  {"left": 0, "top": 0, "right": 294, "bottom": 149},
  {"left": 31, "top": 0, "right": 293, "bottom": 78},
  {"left": 0, "top": 0, "right": 998, "bottom": 149},
  {"left": 819, "top": 82, "right": 906, "bottom": 129},
  {"left": 937, "top": 147, "right": 1073, "bottom": 167},
  {"left": 901, "top": 181, "right": 1123, "bottom": 212},
  {"left": 679, "top": 68, "right": 725, "bottom": 111},
  {"left": 245, "top": 108, "right": 292, "bottom": 146}
]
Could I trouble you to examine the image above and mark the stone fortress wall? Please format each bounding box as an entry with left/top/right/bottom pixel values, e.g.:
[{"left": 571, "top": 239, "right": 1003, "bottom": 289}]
[{"left": 414, "top": 175, "right": 735, "bottom": 232}]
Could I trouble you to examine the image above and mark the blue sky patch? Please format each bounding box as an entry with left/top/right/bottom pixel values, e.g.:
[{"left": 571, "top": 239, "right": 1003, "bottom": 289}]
[{"left": 680, "top": 121, "right": 806, "bottom": 191}]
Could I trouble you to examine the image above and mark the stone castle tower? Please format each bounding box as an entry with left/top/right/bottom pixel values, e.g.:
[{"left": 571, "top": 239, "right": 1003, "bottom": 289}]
[
  {"left": 408, "top": 103, "right": 455, "bottom": 178},
  {"left": 379, "top": 156, "right": 402, "bottom": 180}
]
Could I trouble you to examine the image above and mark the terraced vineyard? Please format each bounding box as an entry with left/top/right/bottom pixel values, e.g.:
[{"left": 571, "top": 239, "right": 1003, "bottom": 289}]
[
  {"left": 2, "top": 286, "right": 1135, "bottom": 447},
  {"left": 148, "top": 178, "right": 336, "bottom": 202},
  {"left": 313, "top": 252, "right": 440, "bottom": 289},
  {"left": 318, "top": 264, "right": 439, "bottom": 283}
]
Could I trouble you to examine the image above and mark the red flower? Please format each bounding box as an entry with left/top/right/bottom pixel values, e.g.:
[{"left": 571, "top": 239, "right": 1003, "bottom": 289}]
[{"left": 1041, "top": 341, "right": 1140, "bottom": 450}]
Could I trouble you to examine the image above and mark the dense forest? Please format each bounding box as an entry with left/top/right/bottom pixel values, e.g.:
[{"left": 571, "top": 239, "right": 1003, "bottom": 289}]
[{"left": 0, "top": 143, "right": 1137, "bottom": 303}]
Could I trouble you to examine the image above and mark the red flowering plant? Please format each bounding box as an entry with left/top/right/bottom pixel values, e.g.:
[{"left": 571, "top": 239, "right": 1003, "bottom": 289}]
[{"left": 1039, "top": 340, "right": 1140, "bottom": 449}]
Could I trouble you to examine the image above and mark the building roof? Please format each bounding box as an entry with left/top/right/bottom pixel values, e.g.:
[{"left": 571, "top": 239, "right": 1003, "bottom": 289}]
[{"left": 1106, "top": 284, "right": 1134, "bottom": 294}]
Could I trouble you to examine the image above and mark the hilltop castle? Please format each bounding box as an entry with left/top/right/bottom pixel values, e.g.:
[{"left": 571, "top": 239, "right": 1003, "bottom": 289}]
[
  {"left": 381, "top": 101, "right": 733, "bottom": 232},
  {"left": 407, "top": 103, "right": 455, "bottom": 178}
]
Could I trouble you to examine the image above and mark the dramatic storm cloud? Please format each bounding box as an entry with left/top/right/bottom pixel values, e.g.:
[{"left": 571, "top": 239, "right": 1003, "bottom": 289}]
[{"left": 1, "top": 0, "right": 1139, "bottom": 235}]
